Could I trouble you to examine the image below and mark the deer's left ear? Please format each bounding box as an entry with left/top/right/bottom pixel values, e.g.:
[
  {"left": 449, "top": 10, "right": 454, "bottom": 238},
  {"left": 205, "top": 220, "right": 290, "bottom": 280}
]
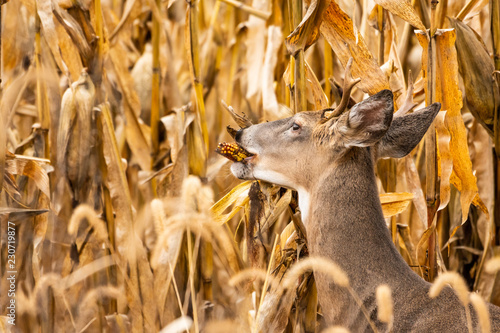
[
  {"left": 337, "top": 89, "right": 394, "bottom": 147},
  {"left": 376, "top": 102, "right": 441, "bottom": 159}
]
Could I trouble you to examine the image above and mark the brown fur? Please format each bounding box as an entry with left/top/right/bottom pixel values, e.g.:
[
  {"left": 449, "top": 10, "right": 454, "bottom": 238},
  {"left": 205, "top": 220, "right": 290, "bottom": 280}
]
[{"left": 231, "top": 90, "right": 500, "bottom": 331}]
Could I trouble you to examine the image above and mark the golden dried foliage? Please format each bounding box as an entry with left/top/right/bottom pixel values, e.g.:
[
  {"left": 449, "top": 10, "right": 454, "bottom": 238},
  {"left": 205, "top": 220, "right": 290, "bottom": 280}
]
[{"left": 1, "top": 0, "right": 500, "bottom": 331}]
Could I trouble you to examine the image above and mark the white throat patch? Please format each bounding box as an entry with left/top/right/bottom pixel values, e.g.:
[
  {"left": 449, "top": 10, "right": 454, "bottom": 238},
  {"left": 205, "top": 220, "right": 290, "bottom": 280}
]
[{"left": 297, "top": 188, "right": 311, "bottom": 225}]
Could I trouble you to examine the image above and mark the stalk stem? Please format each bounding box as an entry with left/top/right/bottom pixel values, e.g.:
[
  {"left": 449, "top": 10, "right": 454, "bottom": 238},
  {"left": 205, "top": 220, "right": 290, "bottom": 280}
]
[
  {"left": 425, "top": 34, "right": 438, "bottom": 281},
  {"left": 151, "top": 0, "right": 161, "bottom": 161},
  {"left": 377, "top": 5, "right": 385, "bottom": 66},
  {"left": 290, "top": 0, "right": 306, "bottom": 113}
]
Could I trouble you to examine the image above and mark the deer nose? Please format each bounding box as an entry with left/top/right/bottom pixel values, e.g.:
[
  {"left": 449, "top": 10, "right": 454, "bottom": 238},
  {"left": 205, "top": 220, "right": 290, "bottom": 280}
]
[{"left": 235, "top": 128, "right": 244, "bottom": 142}]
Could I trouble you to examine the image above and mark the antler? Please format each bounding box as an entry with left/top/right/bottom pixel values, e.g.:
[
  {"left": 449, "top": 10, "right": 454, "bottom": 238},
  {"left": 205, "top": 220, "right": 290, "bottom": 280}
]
[{"left": 324, "top": 58, "right": 361, "bottom": 120}]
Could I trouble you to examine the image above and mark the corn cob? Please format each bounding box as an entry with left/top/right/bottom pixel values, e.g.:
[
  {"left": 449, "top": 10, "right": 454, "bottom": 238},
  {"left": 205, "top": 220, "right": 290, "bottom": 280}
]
[{"left": 216, "top": 142, "right": 253, "bottom": 162}]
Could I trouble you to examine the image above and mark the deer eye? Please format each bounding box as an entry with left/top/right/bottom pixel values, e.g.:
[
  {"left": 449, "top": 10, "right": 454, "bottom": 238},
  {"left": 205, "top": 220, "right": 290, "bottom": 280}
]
[{"left": 291, "top": 123, "right": 301, "bottom": 131}]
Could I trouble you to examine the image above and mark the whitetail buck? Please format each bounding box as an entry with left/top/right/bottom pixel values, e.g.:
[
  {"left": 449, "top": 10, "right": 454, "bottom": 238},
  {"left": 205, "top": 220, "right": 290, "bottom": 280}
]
[{"left": 228, "top": 61, "right": 500, "bottom": 331}]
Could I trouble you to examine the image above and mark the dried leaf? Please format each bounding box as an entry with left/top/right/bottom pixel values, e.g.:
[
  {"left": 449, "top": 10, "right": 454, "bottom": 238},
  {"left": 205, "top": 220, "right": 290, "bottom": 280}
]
[
  {"left": 6, "top": 153, "right": 50, "bottom": 198},
  {"left": 109, "top": 44, "right": 152, "bottom": 171},
  {"left": 54, "top": 18, "right": 83, "bottom": 81},
  {"left": 210, "top": 180, "right": 252, "bottom": 224},
  {"left": 283, "top": 60, "right": 329, "bottom": 110},
  {"left": 53, "top": 5, "right": 92, "bottom": 70},
  {"left": 109, "top": 0, "right": 141, "bottom": 40},
  {"left": 100, "top": 102, "right": 144, "bottom": 329},
  {"left": 136, "top": 236, "right": 158, "bottom": 331},
  {"left": 263, "top": 26, "right": 285, "bottom": 119},
  {"left": 221, "top": 100, "right": 253, "bottom": 128},
  {"left": 0, "top": 207, "right": 49, "bottom": 217},
  {"left": 0, "top": 70, "right": 34, "bottom": 193},
  {"left": 262, "top": 189, "right": 293, "bottom": 230},
  {"left": 449, "top": 18, "right": 496, "bottom": 135},
  {"left": 37, "top": 0, "right": 66, "bottom": 73},
  {"left": 416, "top": 29, "right": 483, "bottom": 224},
  {"left": 403, "top": 156, "right": 427, "bottom": 229},
  {"left": 374, "top": 0, "right": 426, "bottom": 32},
  {"left": 319, "top": 1, "right": 389, "bottom": 95},
  {"left": 435, "top": 111, "right": 453, "bottom": 210},
  {"left": 380, "top": 192, "right": 413, "bottom": 218},
  {"left": 99, "top": 103, "right": 134, "bottom": 256},
  {"left": 285, "top": 0, "right": 331, "bottom": 55}
]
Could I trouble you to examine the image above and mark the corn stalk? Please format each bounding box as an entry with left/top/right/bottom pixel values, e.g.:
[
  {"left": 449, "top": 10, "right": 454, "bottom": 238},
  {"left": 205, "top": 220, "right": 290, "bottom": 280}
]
[
  {"left": 324, "top": 40, "right": 333, "bottom": 105},
  {"left": 425, "top": 0, "right": 439, "bottom": 282},
  {"left": 151, "top": 0, "right": 161, "bottom": 161},
  {"left": 187, "top": 0, "right": 208, "bottom": 176},
  {"left": 290, "top": 0, "right": 306, "bottom": 113},
  {"left": 35, "top": 8, "right": 50, "bottom": 160},
  {"left": 491, "top": 0, "right": 500, "bottom": 249}
]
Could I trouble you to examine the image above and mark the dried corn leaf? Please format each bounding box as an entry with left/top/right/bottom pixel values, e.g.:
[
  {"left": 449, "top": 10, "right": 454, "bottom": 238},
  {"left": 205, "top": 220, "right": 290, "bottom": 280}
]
[
  {"left": 435, "top": 111, "right": 453, "bottom": 210},
  {"left": 221, "top": 101, "right": 253, "bottom": 128},
  {"left": 54, "top": 18, "right": 83, "bottom": 81},
  {"left": 416, "top": 29, "right": 483, "bottom": 224},
  {"left": 210, "top": 180, "right": 252, "bottom": 224},
  {"left": 109, "top": 0, "right": 141, "bottom": 40},
  {"left": 244, "top": 3, "right": 267, "bottom": 107},
  {"left": 374, "top": 0, "right": 426, "bottom": 32},
  {"left": 0, "top": 113, "right": 6, "bottom": 193},
  {"left": 279, "top": 221, "right": 297, "bottom": 252},
  {"left": 319, "top": 1, "right": 389, "bottom": 95},
  {"left": 380, "top": 192, "right": 413, "bottom": 218},
  {"left": 263, "top": 26, "right": 284, "bottom": 119},
  {"left": 2, "top": 173, "right": 20, "bottom": 201},
  {"left": 262, "top": 189, "right": 292, "bottom": 230},
  {"left": 100, "top": 102, "right": 144, "bottom": 329},
  {"left": 0, "top": 69, "right": 34, "bottom": 193},
  {"left": 305, "top": 61, "right": 329, "bottom": 110},
  {"left": 449, "top": 18, "right": 496, "bottom": 135},
  {"left": 33, "top": 192, "right": 50, "bottom": 281},
  {"left": 99, "top": 103, "right": 134, "bottom": 256},
  {"left": 469, "top": 120, "right": 495, "bottom": 246},
  {"left": 285, "top": 0, "right": 331, "bottom": 55},
  {"left": 37, "top": 0, "right": 65, "bottom": 73},
  {"left": 283, "top": 60, "right": 329, "bottom": 110},
  {"left": 136, "top": 236, "right": 158, "bottom": 331},
  {"left": 403, "top": 156, "right": 427, "bottom": 229},
  {"left": 6, "top": 153, "right": 50, "bottom": 198},
  {"left": 53, "top": 5, "right": 92, "bottom": 63},
  {"left": 0, "top": 207, "right": 49, "bottom": 217},
  {"left": 187, "top": 120, "right": 207, "bottom": 177},
  {"left": 109, "top": 45, "right": 152, "bottom": 171}
]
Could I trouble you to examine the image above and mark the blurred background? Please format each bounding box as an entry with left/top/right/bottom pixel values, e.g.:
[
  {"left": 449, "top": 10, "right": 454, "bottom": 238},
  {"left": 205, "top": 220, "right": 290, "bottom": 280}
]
[{"left": 1, "top": 0, "right": 500, "bottom": 331}]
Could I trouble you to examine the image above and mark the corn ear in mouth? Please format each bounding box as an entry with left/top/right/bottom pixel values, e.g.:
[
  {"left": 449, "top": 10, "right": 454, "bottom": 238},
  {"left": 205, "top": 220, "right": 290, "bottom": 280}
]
[{"left": 216, "top": 142, "right": 253, "bottom": 162}]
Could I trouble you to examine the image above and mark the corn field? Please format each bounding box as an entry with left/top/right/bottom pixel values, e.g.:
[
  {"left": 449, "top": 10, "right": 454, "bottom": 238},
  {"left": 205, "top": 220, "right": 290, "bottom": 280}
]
[{"left": 2, "top": 0, "right": 500, "bottom": 331}]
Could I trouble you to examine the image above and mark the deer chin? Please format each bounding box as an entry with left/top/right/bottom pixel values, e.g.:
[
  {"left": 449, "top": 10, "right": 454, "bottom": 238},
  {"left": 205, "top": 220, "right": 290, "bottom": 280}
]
[{"left": 230, "top": 161, "right": 253, "bottom": 180}]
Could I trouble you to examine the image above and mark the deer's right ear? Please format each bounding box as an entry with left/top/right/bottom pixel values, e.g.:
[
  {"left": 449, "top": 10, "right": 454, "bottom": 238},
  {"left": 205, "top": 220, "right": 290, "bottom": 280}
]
[
  {"left": 336, "top": 89, "right": 394, "bottom": 148},
  {"left": 376, "top": 103, "right": 441, "bottom": 159}
]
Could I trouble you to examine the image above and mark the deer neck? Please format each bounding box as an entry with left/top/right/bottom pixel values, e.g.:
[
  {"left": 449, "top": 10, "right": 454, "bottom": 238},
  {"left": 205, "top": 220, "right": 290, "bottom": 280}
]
[{"left": 301, "top": 147, "right": 424, "bottom": 327}]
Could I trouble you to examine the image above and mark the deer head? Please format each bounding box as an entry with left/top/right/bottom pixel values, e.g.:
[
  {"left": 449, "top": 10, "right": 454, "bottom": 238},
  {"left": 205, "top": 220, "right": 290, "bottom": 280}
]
[{"left": 230, "top": 66, "right": 440, "bottom": 223}]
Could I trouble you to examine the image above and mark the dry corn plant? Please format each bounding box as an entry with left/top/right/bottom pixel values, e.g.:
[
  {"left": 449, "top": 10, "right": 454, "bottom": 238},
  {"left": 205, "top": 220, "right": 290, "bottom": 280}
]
[{"left": 1, "top": 0, "right": 500, "bottom": 332}]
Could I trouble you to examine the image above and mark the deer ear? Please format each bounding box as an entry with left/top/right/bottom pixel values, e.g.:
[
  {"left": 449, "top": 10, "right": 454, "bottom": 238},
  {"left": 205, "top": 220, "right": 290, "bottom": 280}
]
[
  {"left": 337, "top": 89, "right": 394, "bottom": 147},
  {"left": 376, "top": 103, "right": 441, "bottom": 159}
]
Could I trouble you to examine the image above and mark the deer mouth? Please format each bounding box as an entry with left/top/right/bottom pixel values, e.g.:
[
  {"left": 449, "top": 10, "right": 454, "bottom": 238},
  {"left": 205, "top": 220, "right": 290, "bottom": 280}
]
[{"left": 216, "top": 142, "right": 255, "bottom": 163}]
